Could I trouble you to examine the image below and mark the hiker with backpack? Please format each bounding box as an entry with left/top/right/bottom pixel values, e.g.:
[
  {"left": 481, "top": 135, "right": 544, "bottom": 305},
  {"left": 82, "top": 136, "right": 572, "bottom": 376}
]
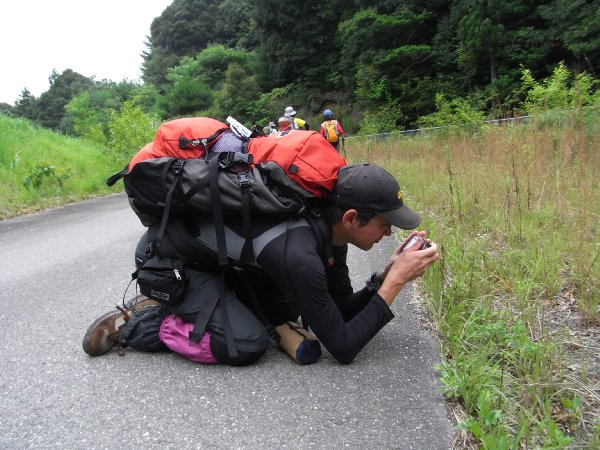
[
  {"left": 83, "top": 159, "right": 439, "bottom": 366},
  {"left": 268, "top": 121, "right": 278, "bottom": 135},
  {"left": 277, "top": 115, "right": 292, "bottom": 131},
  {"left": 84, "top": 117, "right": 438, "bottom": 365},
  {"left": 320, "top": 109, "right": 345, "bottom": 152},
  {"left": 262, "top": 121, "right": 277, "bottom": 135},
  {"left": 284, "top": 106, "right": 310, "bottom": 130}
]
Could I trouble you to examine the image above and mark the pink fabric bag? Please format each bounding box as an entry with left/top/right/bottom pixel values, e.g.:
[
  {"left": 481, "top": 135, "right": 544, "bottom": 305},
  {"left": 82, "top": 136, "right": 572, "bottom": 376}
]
[{"left": 159, "top": 314, "right": 218, "bottom": 364}]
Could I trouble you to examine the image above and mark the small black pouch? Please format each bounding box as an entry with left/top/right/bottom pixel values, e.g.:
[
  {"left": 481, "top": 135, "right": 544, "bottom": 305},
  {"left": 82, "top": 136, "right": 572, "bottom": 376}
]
[{"left": 133, "top": 256, "right": 187, "bottom": 305}]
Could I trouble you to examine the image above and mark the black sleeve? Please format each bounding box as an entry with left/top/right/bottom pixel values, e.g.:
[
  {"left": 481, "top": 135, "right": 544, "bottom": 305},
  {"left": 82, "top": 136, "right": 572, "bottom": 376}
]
[
  {"left": 326, "top": 244, "right": 383, "bottom": 321},
  {"left": 258, "top": 227, "right": 394, "bottom": 364}
]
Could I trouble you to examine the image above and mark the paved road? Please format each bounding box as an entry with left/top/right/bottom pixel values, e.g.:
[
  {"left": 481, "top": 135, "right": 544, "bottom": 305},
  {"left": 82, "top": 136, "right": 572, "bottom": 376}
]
[{"left": 0, "top": 193, "right": 453, "bottom": 449}]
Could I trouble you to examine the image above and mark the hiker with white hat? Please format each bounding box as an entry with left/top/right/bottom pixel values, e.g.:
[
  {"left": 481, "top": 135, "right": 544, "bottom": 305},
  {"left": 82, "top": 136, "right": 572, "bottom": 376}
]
[{"left": 284, "top": 106, "right": 309, "bottom": 130}]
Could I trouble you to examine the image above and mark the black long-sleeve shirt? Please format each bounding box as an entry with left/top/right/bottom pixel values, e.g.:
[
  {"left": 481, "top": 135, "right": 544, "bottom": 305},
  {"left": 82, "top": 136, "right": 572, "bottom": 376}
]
[{"left": 254, "top": 220, "right": 394, "bottom": 364}]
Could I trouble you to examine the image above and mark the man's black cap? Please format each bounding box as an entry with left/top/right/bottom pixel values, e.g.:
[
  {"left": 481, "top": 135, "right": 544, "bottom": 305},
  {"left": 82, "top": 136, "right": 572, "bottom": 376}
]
[{"left": 332, "top": 163, "right": 421, "bottom": 229}]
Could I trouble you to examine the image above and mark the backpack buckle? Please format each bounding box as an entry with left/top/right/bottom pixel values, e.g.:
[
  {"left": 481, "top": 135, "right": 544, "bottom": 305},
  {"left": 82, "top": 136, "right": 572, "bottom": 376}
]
[
  {"left": 219, "top": 152, "right": 250, "bottom": 169},
  {"left": 238, "top": 172, "right": 250, "bottom": 187},
  {"left": 145, "top": 240, "right": 155, "bottom": 256},
  {"left": 219, "top": 158, "right": 233, "bottom": 169},
  {"left": 173, "top": 160, "right": 184, "bottom": 174}
]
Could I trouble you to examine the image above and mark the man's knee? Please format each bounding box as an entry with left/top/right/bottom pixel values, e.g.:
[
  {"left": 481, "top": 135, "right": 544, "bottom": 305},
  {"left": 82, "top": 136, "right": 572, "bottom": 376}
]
[
  {"left": 209, "top": 323, "right": 270, "bottom": 366},
  {"left": 203, "top": 287, "right": 272, "bottom": 365}
]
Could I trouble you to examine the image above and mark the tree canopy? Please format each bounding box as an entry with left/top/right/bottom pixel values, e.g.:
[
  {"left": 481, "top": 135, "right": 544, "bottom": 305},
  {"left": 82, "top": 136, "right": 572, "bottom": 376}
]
[{"left": 7, "top": 0, "right": 600, "bottom": 134}]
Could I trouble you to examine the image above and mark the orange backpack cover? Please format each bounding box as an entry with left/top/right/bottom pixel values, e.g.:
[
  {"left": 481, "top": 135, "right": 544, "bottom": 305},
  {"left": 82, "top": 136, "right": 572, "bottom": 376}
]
[
  {"left": 248, "top": 130, "right": 346, "bottom": 198},
  {"left": 129, "top": 117, "right": 228, "bottom": 171}
]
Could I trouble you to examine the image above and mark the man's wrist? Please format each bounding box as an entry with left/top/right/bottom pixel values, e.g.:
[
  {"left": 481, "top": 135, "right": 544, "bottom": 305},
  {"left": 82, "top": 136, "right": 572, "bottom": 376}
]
[
  {"left": 380, "top": 266, "right": 390, "bottom": 280},
  {"left": 377, "top": 281, "right": 404, "bottom": 306}
]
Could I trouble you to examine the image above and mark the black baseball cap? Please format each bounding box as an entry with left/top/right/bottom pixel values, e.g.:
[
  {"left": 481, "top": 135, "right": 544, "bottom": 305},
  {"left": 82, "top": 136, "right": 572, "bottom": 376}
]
[{"left": 332, "top": 163, "right": 421, "bottom": 229}]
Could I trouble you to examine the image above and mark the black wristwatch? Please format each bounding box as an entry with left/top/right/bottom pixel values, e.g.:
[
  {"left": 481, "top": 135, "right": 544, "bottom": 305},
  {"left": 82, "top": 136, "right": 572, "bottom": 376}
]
[{"left": 365, "top": 271, "right": 383, "bottom": 292}]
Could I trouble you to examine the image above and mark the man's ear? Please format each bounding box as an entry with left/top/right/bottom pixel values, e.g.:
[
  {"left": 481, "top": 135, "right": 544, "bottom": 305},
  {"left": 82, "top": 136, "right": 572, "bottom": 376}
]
[{"left": 340, "top": 209, "right": 360, "bottom": 228}]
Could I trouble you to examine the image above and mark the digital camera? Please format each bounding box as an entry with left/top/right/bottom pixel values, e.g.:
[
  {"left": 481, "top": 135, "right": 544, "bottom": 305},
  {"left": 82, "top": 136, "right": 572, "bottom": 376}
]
[{"left": 403, "top": 235, "right": 431, "bottom": 251}]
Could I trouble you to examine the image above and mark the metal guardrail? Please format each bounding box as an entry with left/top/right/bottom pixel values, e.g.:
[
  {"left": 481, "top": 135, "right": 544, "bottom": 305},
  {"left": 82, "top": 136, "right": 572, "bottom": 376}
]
[{"left": 344, "top": 115, "right": 532, "bottom": 140}]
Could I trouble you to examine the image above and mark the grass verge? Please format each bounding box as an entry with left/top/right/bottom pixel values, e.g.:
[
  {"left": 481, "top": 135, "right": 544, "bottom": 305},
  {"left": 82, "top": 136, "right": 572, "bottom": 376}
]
[
  {"left": 347, "top": 111, "right": 599, "bottom": 448},
  {"left": 0, "top": 114, "right": 124, "bottom": 219}
]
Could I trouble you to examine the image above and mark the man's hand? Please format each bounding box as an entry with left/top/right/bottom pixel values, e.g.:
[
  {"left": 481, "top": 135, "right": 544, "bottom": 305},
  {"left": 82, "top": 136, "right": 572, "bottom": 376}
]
[
  {"left": 380, "top": 231, "right": 426, "bottom": 278},
  {"left": 377, "top": 233, "right": 439, "bottom": 306}
]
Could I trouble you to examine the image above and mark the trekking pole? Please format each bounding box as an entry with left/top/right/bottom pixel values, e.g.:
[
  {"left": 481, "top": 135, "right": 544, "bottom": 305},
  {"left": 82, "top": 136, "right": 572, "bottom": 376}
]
[{"left": 342, "top": 136, "right": 347, "bottom": 159}]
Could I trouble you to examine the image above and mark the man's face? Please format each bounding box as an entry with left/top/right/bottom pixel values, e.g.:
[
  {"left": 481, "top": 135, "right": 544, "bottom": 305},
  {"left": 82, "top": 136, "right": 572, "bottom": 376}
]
[{"left": 350, "top": 214, "right": 393, "bottom": 251}]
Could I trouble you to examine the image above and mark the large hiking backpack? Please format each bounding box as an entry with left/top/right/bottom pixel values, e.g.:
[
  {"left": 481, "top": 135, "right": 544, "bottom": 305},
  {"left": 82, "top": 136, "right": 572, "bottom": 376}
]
[
  {"left": 108, "top": 119, "right": 346, "bottom": 266},
  {"left": 323, "top": 120, "right": 339, "bottom": 143},
  {"left": 110, "top": 120, "right": 345, "bottom": 360}
]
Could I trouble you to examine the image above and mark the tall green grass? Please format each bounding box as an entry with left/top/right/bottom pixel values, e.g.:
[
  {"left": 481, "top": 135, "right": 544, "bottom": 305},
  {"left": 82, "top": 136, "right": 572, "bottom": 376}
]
[
  {"left": 347, "top": 110, "right": 599, "bottom": 448},
  {"left": 0, "top": 114, "right": 124, "bottom": 218}
]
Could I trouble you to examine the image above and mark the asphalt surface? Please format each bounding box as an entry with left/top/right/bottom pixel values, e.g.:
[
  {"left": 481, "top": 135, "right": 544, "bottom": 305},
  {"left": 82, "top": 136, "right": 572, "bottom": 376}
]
[{"left": 0, "top": 193, "right": 453, "bottom": 449}]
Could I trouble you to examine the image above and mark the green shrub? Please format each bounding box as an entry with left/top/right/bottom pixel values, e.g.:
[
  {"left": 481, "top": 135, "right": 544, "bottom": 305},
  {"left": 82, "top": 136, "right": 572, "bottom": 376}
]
[{"left": 106, "top": 100, "right": 160, "bottom": 162}]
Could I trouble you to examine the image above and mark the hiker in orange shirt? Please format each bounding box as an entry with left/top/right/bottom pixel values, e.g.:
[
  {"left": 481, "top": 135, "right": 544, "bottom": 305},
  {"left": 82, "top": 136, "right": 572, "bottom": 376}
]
[
  {"left": 278, "top": 116, "right": 292, "bottom": 132},
  {"left": 320, "top": 109, "right": 345, "bottom": 152}
]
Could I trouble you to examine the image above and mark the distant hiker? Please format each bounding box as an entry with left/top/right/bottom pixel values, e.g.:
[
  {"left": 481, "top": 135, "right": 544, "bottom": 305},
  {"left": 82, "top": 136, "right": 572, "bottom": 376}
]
[
  {"left": 83, "top": 163, "right": 438, "bottom": 366},
  {"left": 284, "top": 106, "right": 309, "bottom": 130},
  {"left": 263, "top": 121, "right": 278, "bottom": 135},
  {"left": 278, "top": 115, "right": 292, "bottom": 132},
  {"left": 320, "top": 109, "right": 345, "bottom": 152}
]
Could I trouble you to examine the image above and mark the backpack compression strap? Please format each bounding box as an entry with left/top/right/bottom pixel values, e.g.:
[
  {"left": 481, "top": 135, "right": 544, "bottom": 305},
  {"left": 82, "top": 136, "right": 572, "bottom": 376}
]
[
  {"left": 208, "top": 155, "right": 228, "bottom": 266},
  {"left": 105, "top": 166, "right": 128, "bottom": 187},
  {"left": 155, "top": 159, "right": 185, "bottom": 249},
  {"left": 208, "top": 151, "right": 255, "bottom": 267}
]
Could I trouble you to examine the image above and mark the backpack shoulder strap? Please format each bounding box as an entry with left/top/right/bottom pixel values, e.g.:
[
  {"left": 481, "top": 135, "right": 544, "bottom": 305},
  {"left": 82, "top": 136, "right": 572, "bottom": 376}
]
[
  {"left": 106, "top": 165, "right": 129, "bottom": 187},
  {"left": 303, "top": 208, "right": 334, "bottom": 267}
]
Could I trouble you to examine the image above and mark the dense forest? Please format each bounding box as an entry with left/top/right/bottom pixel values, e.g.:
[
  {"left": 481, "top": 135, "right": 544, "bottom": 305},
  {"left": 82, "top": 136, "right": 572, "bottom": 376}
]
[{"left": 2, "top": 0, "right": 599, "bottom": 142}]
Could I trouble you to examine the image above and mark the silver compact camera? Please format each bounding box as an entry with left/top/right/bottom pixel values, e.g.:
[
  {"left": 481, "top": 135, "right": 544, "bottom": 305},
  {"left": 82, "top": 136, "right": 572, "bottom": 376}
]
[{"left": 403, "top": 235, "right": 431, "bottom": 251}]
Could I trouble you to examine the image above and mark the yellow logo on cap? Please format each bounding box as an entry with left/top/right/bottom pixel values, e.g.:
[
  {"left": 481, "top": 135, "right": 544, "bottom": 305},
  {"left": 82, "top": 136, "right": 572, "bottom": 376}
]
[{"left": 397, "top": 191, "right": 403, "bottom": 200}]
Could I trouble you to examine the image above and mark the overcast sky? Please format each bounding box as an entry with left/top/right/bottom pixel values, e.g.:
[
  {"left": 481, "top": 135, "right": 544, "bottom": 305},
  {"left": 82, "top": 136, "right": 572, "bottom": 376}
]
[{"left": 0, "top": 0, "right": 174, "bottom": 104}]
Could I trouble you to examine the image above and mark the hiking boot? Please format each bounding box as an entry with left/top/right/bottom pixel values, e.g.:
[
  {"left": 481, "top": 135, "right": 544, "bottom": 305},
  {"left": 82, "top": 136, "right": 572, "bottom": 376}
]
[{"left": 82, "top": 298, "right": 160, "bottom": 356}]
